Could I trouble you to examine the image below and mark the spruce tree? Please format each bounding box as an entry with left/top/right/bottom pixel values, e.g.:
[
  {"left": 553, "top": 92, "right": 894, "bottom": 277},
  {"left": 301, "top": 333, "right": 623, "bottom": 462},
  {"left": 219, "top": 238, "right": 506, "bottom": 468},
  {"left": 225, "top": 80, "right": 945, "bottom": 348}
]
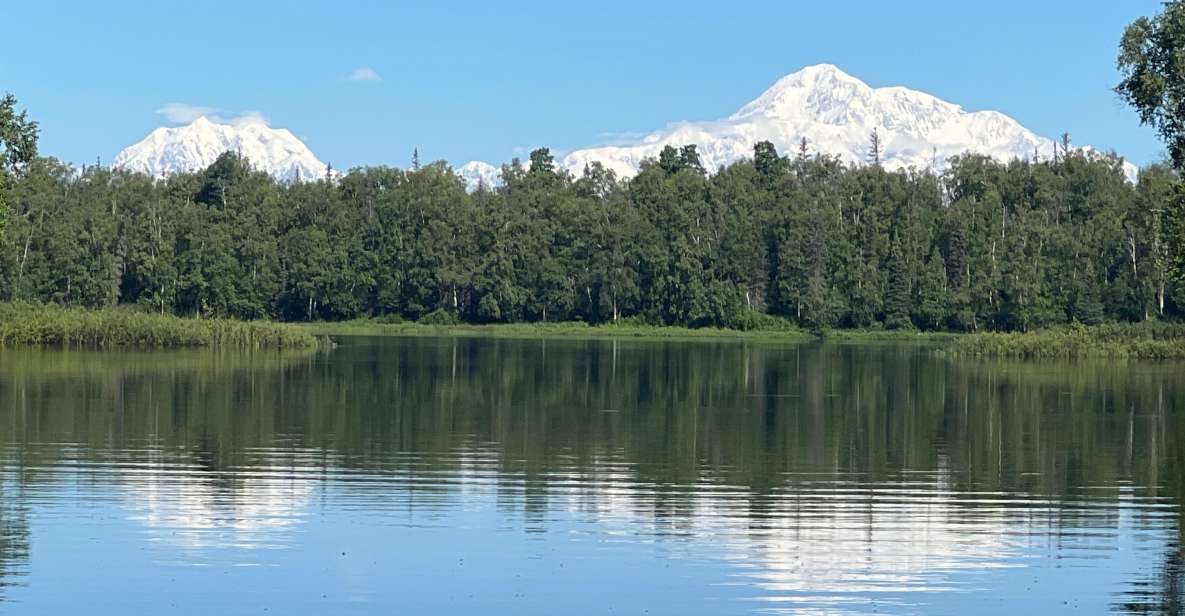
[
  {"left": 883, "top": 238, "right": 912, "bottom": 329},
  {"left": 867, "top": 128, "right": 882, "bottom": 166},
  {"left": 914, "top": 247, "right": 950, "bottom": 330},
  {"left": 754, "top": 141, "right": 784, "bottom": 180},
  {"left": 1075, "top": 266, "right": 1106, "bottom": 326}
]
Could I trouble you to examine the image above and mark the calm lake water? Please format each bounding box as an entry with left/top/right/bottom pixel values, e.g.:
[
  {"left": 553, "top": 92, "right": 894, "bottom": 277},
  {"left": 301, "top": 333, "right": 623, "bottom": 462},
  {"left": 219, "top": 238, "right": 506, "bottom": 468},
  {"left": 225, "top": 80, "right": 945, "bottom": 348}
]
[{"left": 1, "top": 336, "right": 1183, "bottom": 614}]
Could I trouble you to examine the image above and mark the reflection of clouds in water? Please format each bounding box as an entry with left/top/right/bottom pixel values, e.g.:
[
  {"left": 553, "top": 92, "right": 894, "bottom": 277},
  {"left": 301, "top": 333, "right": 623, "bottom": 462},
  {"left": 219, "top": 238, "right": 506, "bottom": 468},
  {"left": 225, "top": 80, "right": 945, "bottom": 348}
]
[
  {"left": 724, "top": 487, "right": 1023, "bottom": 604},
  {"left": 121, "top": 452, "right": 318, "bottom": 553},
  {"left": 548, "top": 455, "right": 1126, "bottom": 609},
  {"left": 110, "top": 445, "right": 1172, "bottom": 610}
]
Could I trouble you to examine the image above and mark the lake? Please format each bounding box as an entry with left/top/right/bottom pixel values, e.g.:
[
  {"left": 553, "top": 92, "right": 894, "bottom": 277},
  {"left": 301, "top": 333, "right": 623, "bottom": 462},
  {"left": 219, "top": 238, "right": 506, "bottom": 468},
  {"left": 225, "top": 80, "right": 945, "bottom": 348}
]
[{"left": 0, "top": 336, "right": 1182, "bottom": 614}]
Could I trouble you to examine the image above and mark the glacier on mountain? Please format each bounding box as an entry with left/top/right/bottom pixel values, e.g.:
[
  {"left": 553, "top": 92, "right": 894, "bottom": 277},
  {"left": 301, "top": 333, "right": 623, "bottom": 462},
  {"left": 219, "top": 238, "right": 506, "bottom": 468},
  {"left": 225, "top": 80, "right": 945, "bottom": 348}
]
[
  {"left": 113, "top": 64, "right": 1137, "bottom": 190},
  {"left": 457, "top": 161, "right": 503, "bottom": 191},
  {"left": 461, "top": 64, "right": 1136, "bottom": 189}
]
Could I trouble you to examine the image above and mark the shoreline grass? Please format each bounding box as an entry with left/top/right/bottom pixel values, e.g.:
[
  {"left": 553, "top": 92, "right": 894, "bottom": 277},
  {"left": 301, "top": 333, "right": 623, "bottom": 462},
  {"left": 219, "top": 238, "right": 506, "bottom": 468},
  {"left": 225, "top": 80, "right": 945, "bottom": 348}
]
[
  {"left": 307, "top": 318, "right": 1185, "bottom": 359},
  {"left": 819, "top": 328, "right": 959, "bottom": 343},
  {"left": 0, "top": 303, "right": 321, "bottom": 350},
  {"left": 946, "top": 322, "right": 1185, "bottom": 359},
  {"left": 5, "top": 304, "right": 1184, "bottom": 359},
  {"left": 298, "top": 319, "right": 816, "bottom": 342}
]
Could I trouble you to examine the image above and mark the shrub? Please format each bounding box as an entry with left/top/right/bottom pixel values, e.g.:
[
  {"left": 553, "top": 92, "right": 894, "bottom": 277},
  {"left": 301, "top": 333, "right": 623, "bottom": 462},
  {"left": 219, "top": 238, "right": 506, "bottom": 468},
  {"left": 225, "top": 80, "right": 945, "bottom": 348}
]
[{"left": 418, "top": 309, "right": 460, "bottom": 326}]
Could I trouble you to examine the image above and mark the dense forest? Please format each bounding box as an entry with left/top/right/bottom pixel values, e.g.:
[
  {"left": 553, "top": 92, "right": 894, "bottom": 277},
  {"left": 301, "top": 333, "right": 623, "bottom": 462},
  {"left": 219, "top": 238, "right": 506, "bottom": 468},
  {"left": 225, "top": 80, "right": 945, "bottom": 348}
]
[
  {"left": 0, "top": 136, "right": 1176, "bottom": 332},
  {"left": 1, "top": 5, "right": 1185, "bottom": 334}
]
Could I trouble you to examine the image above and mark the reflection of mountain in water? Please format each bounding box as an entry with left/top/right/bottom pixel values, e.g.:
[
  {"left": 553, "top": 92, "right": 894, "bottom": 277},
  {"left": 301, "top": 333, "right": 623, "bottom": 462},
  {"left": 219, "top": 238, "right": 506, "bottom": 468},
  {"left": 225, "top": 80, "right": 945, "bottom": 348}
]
[
  {"left": 0, "top": 339, "right": 1184, "bottom": 611},
  {"left": 120, "top": 451, "right": 318, "bottom": 553}
]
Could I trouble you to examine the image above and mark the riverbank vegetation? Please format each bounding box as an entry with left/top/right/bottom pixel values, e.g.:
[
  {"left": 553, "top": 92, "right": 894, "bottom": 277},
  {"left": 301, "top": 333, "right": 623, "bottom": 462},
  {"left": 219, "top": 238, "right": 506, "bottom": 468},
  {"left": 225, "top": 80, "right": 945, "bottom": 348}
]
[
  {"left": 0, "top": 303, "right": 319, "bottom": 349},
  {"left": 947, "top": 322, "right": 1185, "bottom": 359},
  {"left": 301, "top": 315, "right": 812, "bottom": 341}
]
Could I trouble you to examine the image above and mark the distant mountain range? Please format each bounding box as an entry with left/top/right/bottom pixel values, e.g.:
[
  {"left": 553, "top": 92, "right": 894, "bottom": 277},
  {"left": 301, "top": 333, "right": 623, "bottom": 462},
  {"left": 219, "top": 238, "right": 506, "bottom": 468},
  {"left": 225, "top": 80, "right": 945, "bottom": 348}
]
[
  {"left": 113, "top": 64, "right": 1137, "bottom": 187},
  {"left": 462, "top": 64, "right": 1137, "bottom": 188}
]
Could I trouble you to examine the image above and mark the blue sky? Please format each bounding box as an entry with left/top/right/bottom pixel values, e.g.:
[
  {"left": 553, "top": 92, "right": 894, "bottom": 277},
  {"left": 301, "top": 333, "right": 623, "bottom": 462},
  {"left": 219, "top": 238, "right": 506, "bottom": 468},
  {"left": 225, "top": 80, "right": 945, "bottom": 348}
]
[{"left": 1, "top": 0, "right": 1168, "bottom": 170}]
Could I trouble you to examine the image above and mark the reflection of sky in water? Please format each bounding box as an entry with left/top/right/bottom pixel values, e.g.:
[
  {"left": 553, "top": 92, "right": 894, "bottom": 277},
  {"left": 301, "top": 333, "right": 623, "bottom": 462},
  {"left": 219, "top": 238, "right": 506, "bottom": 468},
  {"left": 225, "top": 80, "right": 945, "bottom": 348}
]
[
  {"left": 2, "top": 339, "right": 1183, "bottom": 614},
  {"left": 3, "top": 445, "right": 1176, "bottom": 614}
]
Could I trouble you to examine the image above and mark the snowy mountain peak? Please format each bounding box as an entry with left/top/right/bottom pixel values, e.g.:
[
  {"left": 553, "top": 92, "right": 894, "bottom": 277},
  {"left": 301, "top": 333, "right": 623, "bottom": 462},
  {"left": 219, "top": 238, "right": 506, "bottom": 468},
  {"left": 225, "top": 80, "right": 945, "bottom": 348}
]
[
  {"left": 457, "top": 161, "right": 502, "bottom": 192},
  {"left": 113, "top": 116, "right": 329, "bottom": 183},
  {"left": 463, "top": 64, "right": 1136, "bottom": 188}
]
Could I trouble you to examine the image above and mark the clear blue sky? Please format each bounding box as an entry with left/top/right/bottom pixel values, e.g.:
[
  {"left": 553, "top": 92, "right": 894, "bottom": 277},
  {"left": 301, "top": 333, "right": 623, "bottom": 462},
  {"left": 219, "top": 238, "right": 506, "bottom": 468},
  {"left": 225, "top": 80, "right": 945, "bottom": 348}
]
[{"left": 0, "top": 0, "right": 1168, "bottom": 170}]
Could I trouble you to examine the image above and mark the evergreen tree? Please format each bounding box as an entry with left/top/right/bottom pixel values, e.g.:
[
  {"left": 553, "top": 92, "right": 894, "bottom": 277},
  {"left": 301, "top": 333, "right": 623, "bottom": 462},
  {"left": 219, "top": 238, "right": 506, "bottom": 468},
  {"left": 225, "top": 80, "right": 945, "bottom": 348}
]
[
  {"left": 1075, "top": 264, "right": 1106, "bottom": 326},
  {"left": 753, "top": 141, "right": 784, "bottom": 180},
  {"left": 914, "top": 247, "right": 950, "bottom": 330},
  {"left": 883, "top": 237, "right": 912, "bottom": 329}
]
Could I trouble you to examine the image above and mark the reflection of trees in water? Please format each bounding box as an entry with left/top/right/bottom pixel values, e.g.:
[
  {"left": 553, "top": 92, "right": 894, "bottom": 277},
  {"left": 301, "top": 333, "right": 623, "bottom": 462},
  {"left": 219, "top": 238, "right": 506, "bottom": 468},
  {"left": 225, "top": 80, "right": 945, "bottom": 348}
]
[
  {"left": 1115, "top": 541, "right": 1184, "bottom": 615},
  {"left": 1118, "top": 392, "right": 1185, "bottom": 615},
  {"left": 1, "top": 339, "right": 1184, "bottom": 605},
  {"left": 0, "top": 475, "right": 30, "bottom": 600}
]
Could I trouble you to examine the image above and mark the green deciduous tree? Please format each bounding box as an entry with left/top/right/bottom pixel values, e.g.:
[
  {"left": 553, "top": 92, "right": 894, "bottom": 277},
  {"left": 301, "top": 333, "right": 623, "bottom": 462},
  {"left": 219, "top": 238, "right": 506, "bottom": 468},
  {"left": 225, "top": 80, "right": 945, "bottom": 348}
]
[{"left": 0, "top": 94, "right": 39, "bottom": 245}]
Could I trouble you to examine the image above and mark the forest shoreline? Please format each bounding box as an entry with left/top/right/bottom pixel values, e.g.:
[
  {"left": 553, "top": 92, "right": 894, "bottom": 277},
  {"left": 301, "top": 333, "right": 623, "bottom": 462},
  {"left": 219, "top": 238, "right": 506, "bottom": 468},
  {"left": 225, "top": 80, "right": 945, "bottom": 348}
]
[
  {"left": 301, "top": 318, "right": 1185, "bottom": 358},
  {"left": 3, "top": 304, "right": 1184, "bottom": 359},
  {"left": 297, "top": 319, "right": 817, "bottom": 342}
]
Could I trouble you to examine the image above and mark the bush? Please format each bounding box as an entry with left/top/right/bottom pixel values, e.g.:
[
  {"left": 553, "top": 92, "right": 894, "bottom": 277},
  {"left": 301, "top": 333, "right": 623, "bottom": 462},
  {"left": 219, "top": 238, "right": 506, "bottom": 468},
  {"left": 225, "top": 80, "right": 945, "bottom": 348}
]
[
  {"left": 729, "top": 310, "right": 801, "bottom": 332},
  {"left": 418, "top": 309, "right": 460, "bottom": 326}
]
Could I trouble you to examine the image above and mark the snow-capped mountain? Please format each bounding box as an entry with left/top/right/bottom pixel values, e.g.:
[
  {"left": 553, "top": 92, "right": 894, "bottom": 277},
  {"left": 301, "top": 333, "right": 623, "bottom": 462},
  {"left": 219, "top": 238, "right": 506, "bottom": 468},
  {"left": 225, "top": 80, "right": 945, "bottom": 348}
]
[
  {"left": 113, "top": 116, "right": 329, "bottom": 183},
  {"left": 461, "top": 64, "right": 1135, "bottom": 187},
  {"left": 457, "top": 161, "right": 502, "bottom": 192}
]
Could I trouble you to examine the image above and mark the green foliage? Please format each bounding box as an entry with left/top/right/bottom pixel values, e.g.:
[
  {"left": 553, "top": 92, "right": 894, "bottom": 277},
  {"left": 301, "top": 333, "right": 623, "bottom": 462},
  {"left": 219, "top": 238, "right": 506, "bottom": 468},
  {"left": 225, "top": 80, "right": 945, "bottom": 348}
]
[
  {"left": 1117, "top": 1, "right": 1185, "bottom": 168},
  {"left": 372, "top": 312, "right": 404, "bottom": 324},
  {"left": 727, "top": 310, "right": 801, "bottom": 332},
  {"left": 882, "top": 238, "right": 912, "bottom": 329},
  {"left": 914, "top": 247, "right": 950, "bottom": 330},
  {"left": 1118, "top": 3, "right": 1185, "bottom": 322},
  {"left": 1166, "top": 184, "right": 1185, "bottom": 311},
  {"left": 0, "top": 94, "right": 38, "bottom": 175},
  {"left": 0, "top": 302, "right": 317, "bottom": 349},
  {"left": 0, "top": 93, "right": 39, "bottom": 245},
  {"left": 1075, "top": 267, "right": 1106, "bottom": 326},
  {"left": 418, "top": 308, "right": 460, "bottom": 326},
  {"left": 949, "top": 322, "right": 1185, "bottom": 359},
  {"left": 0, "top": 105, "right": 1175, "bottom": 335}
]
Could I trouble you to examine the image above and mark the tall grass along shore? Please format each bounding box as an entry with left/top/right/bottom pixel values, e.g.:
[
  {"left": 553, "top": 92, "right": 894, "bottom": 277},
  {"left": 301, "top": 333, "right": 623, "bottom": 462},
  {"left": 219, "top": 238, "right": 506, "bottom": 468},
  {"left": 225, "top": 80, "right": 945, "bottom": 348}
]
[
  {"left": 0, "top": 303, "right": 319, "bottom": 349},
  {"left": 5, "top": 303, "right": 1185, "bottom": 359},
  {"left": 310, "top": 318, "right": 1185, "bottom": 359},
  {"left": 300, "top": 317, "right": 814, "bottom": 342},
  {"left": 947, "top": 323, "right": 1185, "bottom": 359}
]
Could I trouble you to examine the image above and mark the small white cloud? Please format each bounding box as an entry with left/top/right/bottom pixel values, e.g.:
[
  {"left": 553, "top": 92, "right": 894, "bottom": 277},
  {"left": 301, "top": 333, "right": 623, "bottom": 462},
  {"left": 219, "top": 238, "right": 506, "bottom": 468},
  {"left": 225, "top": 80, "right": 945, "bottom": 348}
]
[
  {"left": 229, "top": 111, "right": 269, "bottom": 127},
  {"left": 348, "top": 67, "right": 382, "bottom": 82},
  {"left": 152, "top": 104, "right": 272, "bottom": 127},
  {"left": 156, "top": 103, "right": 218, "bottom": 124}
]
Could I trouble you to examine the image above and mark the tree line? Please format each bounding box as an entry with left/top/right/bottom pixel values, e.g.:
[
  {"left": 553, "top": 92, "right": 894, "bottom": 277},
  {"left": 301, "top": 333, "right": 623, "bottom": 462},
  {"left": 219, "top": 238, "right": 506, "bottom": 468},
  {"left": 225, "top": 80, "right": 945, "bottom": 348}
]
[
  {"left": 0, "top": 133, "right": 1179, "bottom": 332},
  {"left": 1, "top": 2, "right": 1185, "bottom": 332}
]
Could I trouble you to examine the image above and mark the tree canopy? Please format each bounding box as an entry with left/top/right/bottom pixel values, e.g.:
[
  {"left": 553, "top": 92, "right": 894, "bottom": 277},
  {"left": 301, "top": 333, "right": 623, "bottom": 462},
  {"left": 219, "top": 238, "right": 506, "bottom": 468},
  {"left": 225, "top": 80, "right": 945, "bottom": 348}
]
[
  {"left": 0, "top": 94, "right": 39, "bottom": 243},
  {"left": 0, "top": 140, "right": 1170, "bottom": 332}
]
